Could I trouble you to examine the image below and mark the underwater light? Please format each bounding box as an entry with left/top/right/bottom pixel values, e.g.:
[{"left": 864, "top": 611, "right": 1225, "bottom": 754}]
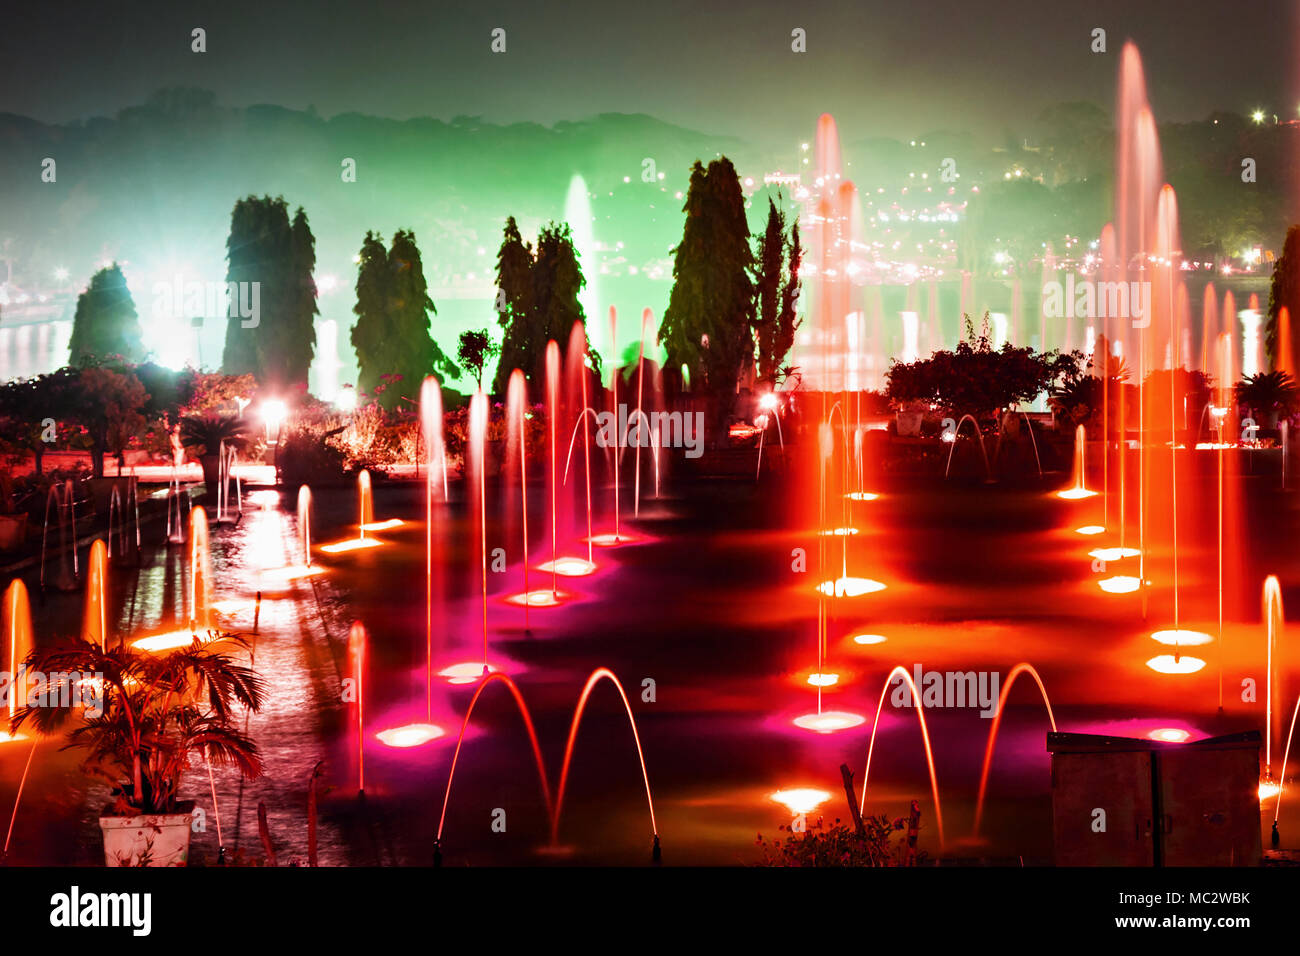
[
  {"left": 320, "top": 538, "right": 385, "bottom": 554},
  {"left": 792, "top": 711, "right": 866, "bottom": 733},
  {"left": 769, "top": 788, "right": 831, "bottom": 815},
  {"left": 439, "top": 662, "right": 498, "bottom": 685},
  {"left": 1146, "top": 655, "right": 1206, "bottom": 674},
  {"left": 504, "top": 589, "right": 566, "bottom": 607},
  {"left": 1150, "top": 629, "right": 1213, "bottom": 646},
  {"left": 816, "top": 576, "right": 886, "bottom": 597},
  {"left": 1076, "top": 525, "right": 1106, "bottom": 535},
  {"left": 376, "top": 723, "right": 445, "bottom": 748},
  {"left": 1099, "top": 576, "right": 1142, "bottom": 594},
  {"left": 537, "top": 557, "right": 597, "bottom": 576},
  {"left": 806, "top": 672, "right": 839, "bottom": 687}
]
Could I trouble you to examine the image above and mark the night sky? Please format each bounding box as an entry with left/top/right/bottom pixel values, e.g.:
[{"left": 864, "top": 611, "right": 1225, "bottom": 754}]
[{"left": 1, "top": 0, "right": 1294, "bottom": 143}]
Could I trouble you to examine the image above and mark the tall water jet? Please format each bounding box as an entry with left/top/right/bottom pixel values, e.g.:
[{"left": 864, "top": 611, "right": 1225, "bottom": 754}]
[
  {"left": 189, "top": 505, "right": 210, "bottom": 634},
  {"left": 358, "top": 469, "right": 373, "bottom": 537},
  {"left": 297, "top": 485, "right": 313, "bottom": 567},
  {"left": 1, "top": 580, "right": 33, "bottom": 740},
  {"left": 349, "top": 622, "right": 367, "bottom": 794},
  {"left": 82, "top": 540, "right": 109, "bottom": 649},
  {"left": 1262, "top": 575, "right": 1284, "bottom": 795},
  {"left": 1057, "top": 425, "right": 1097, "bottom": 499},
  {"left": 421, "top": 374, "right": 447, "bottom": 707},
  {"left": 470, "top": 389, "right": 490, "bottom": 670},
  {"left": 564, "top": 175, "right": 601, "bottom": 353}
]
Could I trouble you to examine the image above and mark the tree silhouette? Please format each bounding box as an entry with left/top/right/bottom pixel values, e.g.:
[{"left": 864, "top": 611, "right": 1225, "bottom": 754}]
[{"left": 68, "top": 264, "right": 144, "bottom": 365}]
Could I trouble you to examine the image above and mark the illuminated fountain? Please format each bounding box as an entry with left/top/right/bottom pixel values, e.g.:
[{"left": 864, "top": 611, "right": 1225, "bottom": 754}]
[
  {"left": 1, "top": 580, "right": 33, "bottom": 742},
  {"left": 942, "top": 414, "right": 993, "bottom": 482},
  {"left": 1259, "top": 576, "right": 1285, "bottom": 800},
  {"left": 1057, "top": 425, "right": 1097, "bottom": 499},
  {"left": 855, "top": 665, "right": 945, "bottom": 848},
  {"left": 972, "top": 663, "right": 1056, "bottom": 837},
  {"left": 82, "top": 540, "right": 108, "bottom": 649},
  {"left": 435, "top": 668, "right": 659, "bottom": 862},
  {"left": 319, "top": 470, "right": 388, "bottom": 553},
  {"left": 537, "top": 339, "right": 595, "bottom": 582},
  {"left": 503, "top": 369, "right": 567, "bottom": 611},
  {"left": 349, "top": 621, "right": 367, "bottom": 793},
  {"left": 39, "top": 479, "right": 78, "bottom": 591},
  {"left": 133, "top": 507, "right": 214, "bottom": 652}
]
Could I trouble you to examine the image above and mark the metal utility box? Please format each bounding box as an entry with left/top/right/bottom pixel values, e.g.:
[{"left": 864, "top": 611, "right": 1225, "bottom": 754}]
[{"left": 1047, "top": 731, "right": 1262, "bottom": 866}]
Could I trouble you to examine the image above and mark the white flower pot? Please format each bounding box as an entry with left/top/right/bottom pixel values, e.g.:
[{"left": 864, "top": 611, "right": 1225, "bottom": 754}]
[{"left": 100, "top": 810, "right": 193, "bottom": 867}]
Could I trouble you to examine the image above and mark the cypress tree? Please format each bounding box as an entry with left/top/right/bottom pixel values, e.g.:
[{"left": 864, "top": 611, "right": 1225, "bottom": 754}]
[{"left": 68, "top": 264, "right": 144, "bottom": 364}]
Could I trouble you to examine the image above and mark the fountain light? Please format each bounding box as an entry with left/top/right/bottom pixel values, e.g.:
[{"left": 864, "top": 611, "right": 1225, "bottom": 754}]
[
  {"left": 537, "top": 556, "right": 597, "bottom": 577},
  {"left": 769, "top": 788, "right": 830, "bottom": 815},
  {"left": 0, "top": 731, "right": 28, "bottom": 744},
  {"left": 1146, "top": 655, "right": 1206, "bottom": 674},
  {"left": 819, "top": 527, "right": 859, "bottom": 536},
  {"left": 1076, "top": 525, "right": 1106, "bottom": 535},
  {"left": 817, "top": 576, "right": 886, "bottom": 598},
  {"left": 845, "top": 491, "right": 879, "bottom": 501},
  {"left": 1150, "top": 629, "right": 1213, "bottom": 646},
  {"left": 319, "top": 537, "right": 385, "bottom": 554},
  {"left": 504, "top": 589, "right": 567, "bottom": 608},
  {"left": 439, "top": 662, "right": 498, "bottom": 685},
  {"left": 1088, "top": 546, "right": 1141, "bottom": 561},
  {"left": 806, "top": 672, "right": 839, "bottom": 687},
  {"left": 793, "top": 711, "right": 866, "bottom": 733},
  {"left": 133, "top": 629, "right": 209, "bottom": 652},
  {"left": 851, "top": 633, "right": 888, "bottom": 645},
  {"left": 376, "top": 723, "right": 445, "bottom": 748},
  {"left": 1148, "top": 728, "right": 1190, "bottom": 743},
  {"left": 1259, "top": 774, "right": 1281, "bottom": 801},
  {"left": 360, "top": 518, "right": 405, "bottom": 532},
  {"left": 585, "top": 532, "right": 636, "bottom": 548},
  {"left": 1098, "top": 575, "right": 1142, "bottom": 594},
  {"left": 1057, "top": 487, "right": 1099, "bottom": 500},
  {"left": 759, "top": 393, "right": 779, "bottom": 411}
]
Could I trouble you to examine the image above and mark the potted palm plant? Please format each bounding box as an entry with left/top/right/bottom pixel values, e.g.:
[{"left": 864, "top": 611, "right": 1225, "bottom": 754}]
[
  {"left": 180, "top": 411, "right": 251, "bottom": 500},
  {"left": 1234, "top": 370, "right": 1300, "bottom": 433},
  {"left": 11, "top": 636, "right": 265, "bottom": 866}
]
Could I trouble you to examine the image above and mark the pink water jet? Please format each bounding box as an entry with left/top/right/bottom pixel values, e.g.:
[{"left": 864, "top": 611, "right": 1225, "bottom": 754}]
[{"left": 971, "top": 663, "right": 1057, "bottom": 837}]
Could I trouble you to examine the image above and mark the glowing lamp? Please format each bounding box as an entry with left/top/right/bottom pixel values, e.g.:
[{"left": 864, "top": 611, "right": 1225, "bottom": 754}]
[
  {"left": 1148, "top": 728, "right": 1190, "bottom": 743},
  {"left": 806, "top": 672, "right": 839, "bottom": 687},
  {"left": 1145, "top": 655, "right": 1206, "bottom": 674},
  {"left": 851, "top": 633, "right": 888, "bottom": 645},
  {"left": 793, "top": 711, "right": 866, "bottom": 733},
  {"left": 769, "top": 788, "right": 831, "bottom": 815},
  {"left": 260, "top": 399, "right": 288, "bottom": 430},
  {"left": 759, "top": 393, "right": 779, "bottom": 411},
  {"left": 376, "top": 723, "right": 445, "bottom": 748},
  {"left": 1260, "top": 775, "right": 1281, "bottom": 801}
]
